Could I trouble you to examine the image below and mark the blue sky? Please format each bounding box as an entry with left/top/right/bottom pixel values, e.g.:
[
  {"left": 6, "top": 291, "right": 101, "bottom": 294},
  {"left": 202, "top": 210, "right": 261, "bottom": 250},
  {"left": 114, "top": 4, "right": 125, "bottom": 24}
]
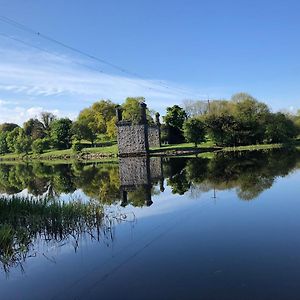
[{"left": 0, "top": 0, "right": 300, "bottom": 123}]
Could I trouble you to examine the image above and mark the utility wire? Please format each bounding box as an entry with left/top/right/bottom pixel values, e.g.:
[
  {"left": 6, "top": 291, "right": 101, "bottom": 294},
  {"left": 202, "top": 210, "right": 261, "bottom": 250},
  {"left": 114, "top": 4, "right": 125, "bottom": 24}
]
[
  {"left": 0, "top": 32, "right": 168, "bottom": 93},
  {"left": 0, "top": 15, "right": 196, "bottom": 97}
]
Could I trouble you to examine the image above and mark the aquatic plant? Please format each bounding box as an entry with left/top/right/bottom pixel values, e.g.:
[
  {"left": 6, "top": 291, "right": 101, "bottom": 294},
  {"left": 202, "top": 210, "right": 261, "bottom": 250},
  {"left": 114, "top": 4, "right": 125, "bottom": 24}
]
[{"left": 0, "top": 196, "right": 107, "bottom": 274}]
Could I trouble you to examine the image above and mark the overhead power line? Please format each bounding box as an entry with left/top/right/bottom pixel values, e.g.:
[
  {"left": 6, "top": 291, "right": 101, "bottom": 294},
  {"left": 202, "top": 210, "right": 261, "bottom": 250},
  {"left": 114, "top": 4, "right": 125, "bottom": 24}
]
[{"left": 0, "top": 15, "right": 195, "bottom": 97}]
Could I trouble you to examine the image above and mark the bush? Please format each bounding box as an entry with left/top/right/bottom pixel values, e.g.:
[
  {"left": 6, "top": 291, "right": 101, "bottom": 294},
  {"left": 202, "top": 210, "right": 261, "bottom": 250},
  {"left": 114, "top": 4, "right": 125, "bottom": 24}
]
[
  {"left": 72, "top": 140, "right": 84, "bottom": 153},
  {"left": 32, "top": 138, "right": 49, "bottom": 154}
]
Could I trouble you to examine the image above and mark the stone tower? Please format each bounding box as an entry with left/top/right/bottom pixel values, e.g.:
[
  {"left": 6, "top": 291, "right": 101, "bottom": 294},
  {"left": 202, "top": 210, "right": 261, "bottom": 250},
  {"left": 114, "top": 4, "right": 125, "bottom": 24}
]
[{"left": 116, "top": 102, "right": 149, "bottom": 156}]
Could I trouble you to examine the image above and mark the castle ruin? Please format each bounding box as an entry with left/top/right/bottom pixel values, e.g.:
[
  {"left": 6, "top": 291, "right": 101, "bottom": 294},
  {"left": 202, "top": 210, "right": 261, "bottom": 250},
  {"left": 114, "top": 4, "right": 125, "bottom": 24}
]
[{"left": 116, "top": 102, "right": 161, "bottom": 156}]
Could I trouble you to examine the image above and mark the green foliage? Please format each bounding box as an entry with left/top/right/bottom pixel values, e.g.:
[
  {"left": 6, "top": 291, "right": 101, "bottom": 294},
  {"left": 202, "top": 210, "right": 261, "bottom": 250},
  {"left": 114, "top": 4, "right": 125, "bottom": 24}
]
[
  {"left": 31, "top": 138, "right": 49, "bottom": 154},
  {"left": 23, "top": 118, "right": 45, "bottom": 140},
  {"left": 77, "top": 100, "right": 116, "bottom": 141},
  {"left": 72, "top": 140, "right": 84, "bottom": 153},
  {"left": 71, "top": 121, "right": 97, "bottom": 145},
  {"left": 202, "top": 93, "right": 297, "bottom": 146},
  {"left": 0, "top": 196, "right": 103, "bottom": 273},
  {"left": 204, "top": 114, "right": 239, "bottom": 146},
  {"left": 6, "top": 127, "right": 20, "bottom": 153},
  {"left": 163, "top": 105, "right": 187, "bottom": 144},
  {"left": 122, "top": 97, "right": 144, "bottom": 123},
  {"left": 40, "top": 112, "right": 56, "bottom": 132},
  {"left": 0, "top": 123, "right": 19, "bottom": 133},
  {"left": 106, "top": 117, "right": 117, "bottom": 139},
  {"left": 164, "top": 105, "right": 187, "bottom": 129},
  {"left": 121, "top": 97, "right": 154, "bottom": 124},
  {"left": 50, "top": 118, "right": 73, "bottom": 150},
  {"left": 0, "top": 132, "right": 8, "bottom": 155},
  {"left": 264, "top": 113, "right": 297, "bottom": 143},
  {"left": 14, "top": 129, "right": 31, "bottom": 154},
  {"left": 183, "top": 118, "right": 206, "bottom": 147}
]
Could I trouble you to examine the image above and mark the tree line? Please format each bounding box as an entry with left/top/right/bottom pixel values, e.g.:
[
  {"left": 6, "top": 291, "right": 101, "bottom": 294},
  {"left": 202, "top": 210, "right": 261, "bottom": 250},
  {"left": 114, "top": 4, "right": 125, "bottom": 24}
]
[
  {"left": 178, "top": 93, "right": 300, "bottom": 146},
  {"left": 0, "top": 93, "right": 300, "bottom": 155},
  {"left": 0, "top": 97, "right": 152, "bottom": 155}
]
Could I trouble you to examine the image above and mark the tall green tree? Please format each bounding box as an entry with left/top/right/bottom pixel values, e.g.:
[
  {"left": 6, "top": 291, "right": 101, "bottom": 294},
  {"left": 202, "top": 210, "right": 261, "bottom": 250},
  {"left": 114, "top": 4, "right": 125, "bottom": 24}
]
[
  {"left": 6, "top": 127, "right": 20, "bottom": 153},
  {"left": 121, "top": 97, "right": 153, "bottom": 124},
  {"left": 23, "top": 118, "right": 45, "bottom": 140},
  {"left": 71, "top": 121, "right": 97, "bottom": 145},
  {"left": 164, "top": 105, "right": 187, "bottom": 144},
  {"left": 183, "top": 118, "right": 206, "bottom": 147},
  {"left": 77, "top": 99, "right": 116, "bottom": 141},
  {"left": 40, "top": 112, "right": 56, "bottom": 133},
  {"left": 264, "top": 113, "right": 297, "bottom": 143},
  {"left": 50, "top": 118, "right": 73, "bottom": 149},
  {"left": 14, "top": 129, "right": 31, "bottom": 154}
]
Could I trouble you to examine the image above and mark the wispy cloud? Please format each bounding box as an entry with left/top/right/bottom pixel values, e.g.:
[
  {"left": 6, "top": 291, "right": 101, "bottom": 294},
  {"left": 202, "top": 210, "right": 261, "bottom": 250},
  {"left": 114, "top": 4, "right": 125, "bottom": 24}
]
[{"left": 0, "top": 39, "right": 209, "bottom": 124}]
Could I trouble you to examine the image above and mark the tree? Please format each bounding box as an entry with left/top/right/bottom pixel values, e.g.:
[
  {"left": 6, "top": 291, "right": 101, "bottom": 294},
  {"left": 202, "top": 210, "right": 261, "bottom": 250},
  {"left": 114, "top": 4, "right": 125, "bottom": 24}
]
[
  {"left": 40, "top": 112, "right": 56, "bottom": 133},
  {"left": 264, "top": 113, "right": 297, "bottom": 143},
  {"left": 6, "top": 127, "right": 20, "bottom": 153},
  {"left": 77, "top": 99, "right": 117, "bottom": 141},
  {"left": 231, "top": 92, "right": 257, "bottom": 103},
  {"left": 50, "top": 118, "right": 73, "bottom": 149},
  {"left": 121, "top": 97, "right": 154, "bottom": 124},
  {"left": 163, "top": 105, "right": 187, "bottom": 144},
  {"left": 71, "top": 121, "right": 97, "bottom": 145},
  {"left": 204, "top": 113, "right": 239, "bottom": 146},
  {"left": 91, "top": 100, "right": 116, "bottom": 132},
  {"left": 0, "top": 123, "right": 19, "bottom": 133},
  {"left": 0, "top": 132, "right": 8, "bottom": 154},
  {"left": 122, "top": 97, "right": 144, "bottom": 123},
  {"left": 106, "top": 117, "right": 117, "bottom": 140},
  {"left": 32, "top": 138, "right": 49, "bottom": 154},
  {"left": 182, "top": 99, "right": 208, "bottom": 117},
  {"left": 14, "top": 129, "right": 31, "bottom": 154},
  {"left": 183, "top": 118, "right": 206, "bottom": 147},
  {"left": 23, "top": 118, "right": 45, "bottom": 140}
]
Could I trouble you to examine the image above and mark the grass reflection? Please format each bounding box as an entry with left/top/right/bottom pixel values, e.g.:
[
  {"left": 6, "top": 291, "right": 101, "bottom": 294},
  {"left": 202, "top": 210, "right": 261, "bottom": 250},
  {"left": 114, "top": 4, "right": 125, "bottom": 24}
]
[{"left": 0, "top": 196, "right": 125, "bottom": 275}]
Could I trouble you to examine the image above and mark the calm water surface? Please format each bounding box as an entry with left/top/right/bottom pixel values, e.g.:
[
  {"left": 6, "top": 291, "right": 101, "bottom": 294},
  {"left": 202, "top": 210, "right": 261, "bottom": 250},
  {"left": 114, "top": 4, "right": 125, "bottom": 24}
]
[{"left": 1, "top": 149, "right": 300, "bottom": 299}]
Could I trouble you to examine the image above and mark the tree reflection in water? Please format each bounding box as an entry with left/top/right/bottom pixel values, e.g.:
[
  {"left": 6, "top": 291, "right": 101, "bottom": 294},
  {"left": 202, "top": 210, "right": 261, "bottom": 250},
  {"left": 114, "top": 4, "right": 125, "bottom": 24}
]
[
  {"left": 1, "top": 149, "right": 300, "bottom": 275},
  {"left": 0, "top": 149, "right": 300, "bottom": 203},
  {"left": 165, "top": 149, "right": 300, "bottom": 200}
]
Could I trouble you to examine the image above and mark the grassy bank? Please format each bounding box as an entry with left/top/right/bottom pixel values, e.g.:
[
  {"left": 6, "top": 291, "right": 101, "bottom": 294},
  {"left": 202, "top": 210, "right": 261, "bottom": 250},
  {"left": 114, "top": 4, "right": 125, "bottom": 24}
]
[
  {"left": 0, "top": 144, "right": 118, "bottom": 162},
  {"left": 0, "top": 140, "right": 297, "bottom": 162}
]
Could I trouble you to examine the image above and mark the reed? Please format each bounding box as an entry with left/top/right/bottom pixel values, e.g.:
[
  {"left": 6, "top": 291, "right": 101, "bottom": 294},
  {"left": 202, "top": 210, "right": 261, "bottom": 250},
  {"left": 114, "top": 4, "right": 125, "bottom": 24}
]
[{"left": 0, "top": 196, "right": 105, "bottom": 274}]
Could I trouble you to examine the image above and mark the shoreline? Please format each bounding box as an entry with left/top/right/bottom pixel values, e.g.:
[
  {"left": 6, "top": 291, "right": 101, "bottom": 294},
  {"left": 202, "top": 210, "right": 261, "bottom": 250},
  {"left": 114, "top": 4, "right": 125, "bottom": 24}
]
[{"left": 0, "top": 142, "right": 295, "bottom": 163}]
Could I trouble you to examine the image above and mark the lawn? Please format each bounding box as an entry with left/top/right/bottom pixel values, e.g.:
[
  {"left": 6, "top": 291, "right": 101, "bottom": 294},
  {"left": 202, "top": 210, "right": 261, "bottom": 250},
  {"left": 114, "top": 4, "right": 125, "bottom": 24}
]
[{"left": 0, "top": 144, "right": 118, "bottom": 161}]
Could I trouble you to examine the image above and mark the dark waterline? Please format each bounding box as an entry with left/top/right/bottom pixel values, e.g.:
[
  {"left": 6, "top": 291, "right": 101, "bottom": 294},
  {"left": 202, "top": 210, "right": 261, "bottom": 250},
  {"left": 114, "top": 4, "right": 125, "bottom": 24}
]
[{"left": 1, "top": 149, "right": 300, "bottom": 299}]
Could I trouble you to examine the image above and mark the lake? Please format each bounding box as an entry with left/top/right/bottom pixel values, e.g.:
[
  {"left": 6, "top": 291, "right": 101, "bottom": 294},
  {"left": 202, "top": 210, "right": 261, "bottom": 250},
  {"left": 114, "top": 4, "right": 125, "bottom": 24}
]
[{"left": 1, "top": 149, "right": 300, "bottom": 299}]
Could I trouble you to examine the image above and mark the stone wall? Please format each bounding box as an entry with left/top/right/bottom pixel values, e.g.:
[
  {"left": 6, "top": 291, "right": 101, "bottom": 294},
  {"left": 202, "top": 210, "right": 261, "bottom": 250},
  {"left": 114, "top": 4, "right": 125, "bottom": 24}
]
[
  {"left": 119, "top": 156, "right": 163, "bottom": 187},
  {"left": 117, "top": 122, "right": 148, "bottom": 156},
  {"left": 119, "top": 156, "right": 150, "bottom": 186},
  {"left": 148, "top": 126, "right": 160, "bottom": 148},
  {"left": 149, "top": 157, "right": 163, "bottom": 180},
  {"left": 119, "top": 156, "right": 164, "bottom": 206},
  {"left": 116, "top": 103, "right": 160, "bottom": 156}
]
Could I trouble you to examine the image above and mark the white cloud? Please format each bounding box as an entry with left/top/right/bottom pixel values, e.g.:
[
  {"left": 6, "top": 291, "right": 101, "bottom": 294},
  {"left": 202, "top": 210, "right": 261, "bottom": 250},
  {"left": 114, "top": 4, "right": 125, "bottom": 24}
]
[
  {"left": 0, "top": 101, "right": 75, "bottom": 125},
  {"left": 0, "top": 40, "right": 209, "bottom": 124},
  {"left": 0, "top": 44, "right": 199, "bottom": 97}
]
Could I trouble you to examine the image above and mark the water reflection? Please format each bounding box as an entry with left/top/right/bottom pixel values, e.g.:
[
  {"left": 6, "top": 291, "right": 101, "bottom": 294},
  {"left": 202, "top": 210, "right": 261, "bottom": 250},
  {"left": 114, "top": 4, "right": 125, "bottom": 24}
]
[
  {"left": 119, "top": 157, "right": 164, "bottom": 207},
  {"left": 165, "top": 149, "right": 300, "bottom": 200},
  {"left": 0, "top": 196, "right": 134, "bottom": 275},
  {"left": 1, "top": 149, "right": 300, "bottom": 203},
  {"left": 1, "top": 149, "right": 300, "bottom": 298}
]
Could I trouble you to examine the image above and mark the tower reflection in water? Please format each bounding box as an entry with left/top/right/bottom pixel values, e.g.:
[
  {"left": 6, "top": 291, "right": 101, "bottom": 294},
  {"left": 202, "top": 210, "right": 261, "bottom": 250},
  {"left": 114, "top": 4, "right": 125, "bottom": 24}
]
[{"left": 119, "top": 156, "right": 164, "bottom": 207}]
